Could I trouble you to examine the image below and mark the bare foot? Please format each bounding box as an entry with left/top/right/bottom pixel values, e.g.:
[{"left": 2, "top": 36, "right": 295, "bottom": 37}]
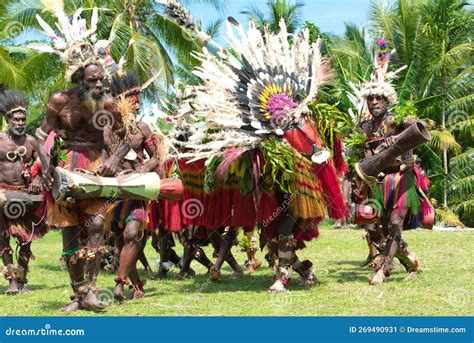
[
  {"left": 132, "top": 290, "right": 145, "bottom": 299},
  {"left": 268, "top": 280, "right": 287, "bottom": 294},
  {"left": 246, "top": 259, "right": 262, "bottom": 273},
  {"left": 81, "top": 289, "right": 109, "bottom": 310},
  {"left": 17, "top": 283, "right": 30, "bottom": 294},
  {"left": 127, "top": 289, "right": 145, "bottom": 300},
  {"left": 208, "top": 266, "right": 221, "bottom": 281},
  {"left": 113, "top": 284, "right": 126, "bottom": 302},
  {"left": 154, "top": 268, "right": 168, "bottom": 280},
  {"left": 368, "top": 269, "right": 386, "bottom": 285},
  {"left": 61, "top": 301, "right": 81, "bottom": 313},
  {"left": 5, "top": 280, "right": 20, "bottom": 295},
  {"left": 176, "top": 271, "right": 194, "bottom": 280},
  {"left": 301, "top": 269, "right": 317, "bottom": 287},
  {"left": 231, "top": 270, "right": 244, "bottom": 280}
]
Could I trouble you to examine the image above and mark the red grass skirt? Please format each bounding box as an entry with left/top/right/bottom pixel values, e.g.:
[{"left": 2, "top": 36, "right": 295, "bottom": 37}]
[{"left": 148, "top": 200, "right": 182, "bottom": 233}]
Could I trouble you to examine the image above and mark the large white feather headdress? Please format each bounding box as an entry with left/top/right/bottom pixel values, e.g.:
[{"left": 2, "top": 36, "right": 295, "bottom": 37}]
[
  {"left": 180, "top": 18, "right": 333, "bottom": 161},
  {"left": 29, "top": 0, "right": 112, "bottom": 81}
]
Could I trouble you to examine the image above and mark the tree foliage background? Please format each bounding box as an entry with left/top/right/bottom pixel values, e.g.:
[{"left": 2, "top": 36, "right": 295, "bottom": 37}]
[{"left": 0, "top": 0, "right": 472, "bottom": 225}]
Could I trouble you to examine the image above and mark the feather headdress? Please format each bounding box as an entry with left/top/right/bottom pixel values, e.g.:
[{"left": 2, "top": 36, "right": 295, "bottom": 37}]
[
  {"left": 181, "top": 18, "right": 332, "bottom": 161},
  {"left": 348, "top": 38, "right": 407, "bottom": 122},
  {"left": 29, "top": 0, "right": 111, "bottom": 81}
]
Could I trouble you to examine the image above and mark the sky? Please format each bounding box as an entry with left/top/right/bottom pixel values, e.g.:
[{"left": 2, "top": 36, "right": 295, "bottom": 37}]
[{"left": 188, "top": 0, "right": 372, "bottom": 43}]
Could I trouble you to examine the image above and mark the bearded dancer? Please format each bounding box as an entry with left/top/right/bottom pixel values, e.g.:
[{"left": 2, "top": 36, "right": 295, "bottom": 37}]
[
  {"left": 0, "top": 90, "right": 47, "bottom": 294},
  {"left": 33, "top": 7, "right": 128, "bottom": 311}
]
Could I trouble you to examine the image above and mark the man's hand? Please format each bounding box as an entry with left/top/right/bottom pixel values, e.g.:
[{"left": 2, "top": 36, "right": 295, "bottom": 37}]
[
  {"left": 384, "top": 136, "right": 396, "bottom": 147},
  {"left": 96, "top": 157, "right": 120, "bottom": 177},
  {"left": 400, "top": 156, "right": 415, "bottom": 173},
  {"left": 29, "top": 177, "right": 43, "bottom": 194},
  {"left": 41, "top": 166, "right": 55, "bottom": 191}
]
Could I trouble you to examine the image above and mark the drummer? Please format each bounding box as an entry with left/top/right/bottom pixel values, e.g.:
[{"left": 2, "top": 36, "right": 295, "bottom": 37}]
[
  {"left": 0, "top": 89, "right": 47, "bottom": 294},
  {"left": 105, "top": 71, "right": 165, "bottom": 301},
  {"left": 36, "top": 63, "right": 128, "bottom": 312}
]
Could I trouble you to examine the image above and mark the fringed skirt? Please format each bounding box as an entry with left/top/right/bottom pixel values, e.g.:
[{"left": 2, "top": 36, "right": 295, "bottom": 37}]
[
  {"left": 179, "top": 159, "right": 209, "bottom": 227},
  {"left": 47, "top": 148, "right": 109, "bottom": 228},
  {"left": 289, "top": 153, "right": 326, "bottom": 219},
  {"left": 148, "top": 199, "right": 182, "bottom": 233},
  {"left": 108, "top": 200, "right": 150, "bottom": 233}
]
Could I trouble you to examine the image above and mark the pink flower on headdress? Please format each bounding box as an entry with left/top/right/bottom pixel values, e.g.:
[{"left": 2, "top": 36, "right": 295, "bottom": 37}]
[
  {"left": 377, "top": 38, "right": 387, "bottom": 49},
  {"left": 166, "top": 116, "right": 173, "bottom": 123}
]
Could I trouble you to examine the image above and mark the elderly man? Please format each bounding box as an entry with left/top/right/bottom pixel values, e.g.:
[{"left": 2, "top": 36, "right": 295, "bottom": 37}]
[
  {"left": 0, "top": 89, "right": 47, "bottom": 294},
  {"left": 36, "top": 63, "right": 128, "bottom": 311}
]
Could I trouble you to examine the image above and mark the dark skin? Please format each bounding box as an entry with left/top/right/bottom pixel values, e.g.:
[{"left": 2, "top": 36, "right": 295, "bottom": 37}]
[
  {"left": 38, "top": 64, "right": 126, "bottom": 187},
  {"left": 359, "top": 95, "right": 417, "bottom": 284},
  {"left": 0, "top": 111, "right": 41, "bottom": 294},
  {"left": 112, "top": 97, "right": 159, "bottom": 301},
  {"left": 36, "top": 64, "right": 128, "bottom": 311}
]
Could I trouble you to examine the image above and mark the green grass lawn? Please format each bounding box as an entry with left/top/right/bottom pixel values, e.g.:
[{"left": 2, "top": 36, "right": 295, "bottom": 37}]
[{"left": 1, "top": 223, "right": 472, "bottom": 316}]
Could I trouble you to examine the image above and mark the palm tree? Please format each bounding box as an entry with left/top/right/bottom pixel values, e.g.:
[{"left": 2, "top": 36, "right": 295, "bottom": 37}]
[
  {"left": 0, "top": 0, "right": 226, "bottom": 130},
  {"left": 241, "top": 0, "right": 305, "bottom": 34},
  {"left": 331, "top": 0, "right": 473, "bottom": 225},
  {"left": 0, "top": 0, "right": 226, "bottom": 89}
]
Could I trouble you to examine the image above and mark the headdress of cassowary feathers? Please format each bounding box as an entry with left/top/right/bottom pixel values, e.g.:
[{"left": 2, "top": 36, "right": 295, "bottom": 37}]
[
  {"left": 111, "top": 72, "right": 141, "bottom": 98},
  {"left": 0, "top": 90, "right": 28, "bottom": 117},
  {"left": 29, "top": 1, "right": 115, "bottom": 81},
  {"left": 181, "top": 19, "right": 333, "bottom": 161},
  {"left": 111, "top": 71, "right": 142, "bottom": 137}
]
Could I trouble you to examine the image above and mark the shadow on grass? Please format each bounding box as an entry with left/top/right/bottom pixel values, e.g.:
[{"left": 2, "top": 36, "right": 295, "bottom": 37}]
[
  {"left": 330, "top": 259, "right": 369, "bottom": 267},
  {"left": 36, "top": 263, "right": 63, "bottom": 272},
  {"left": 0, "top": 283, "right": 65, "bottom": 293}
]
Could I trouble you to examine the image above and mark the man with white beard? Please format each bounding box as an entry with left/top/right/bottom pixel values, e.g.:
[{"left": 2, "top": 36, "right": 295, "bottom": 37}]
[{"left": 36, "top": 63, "right": 128, "bottom": 312}]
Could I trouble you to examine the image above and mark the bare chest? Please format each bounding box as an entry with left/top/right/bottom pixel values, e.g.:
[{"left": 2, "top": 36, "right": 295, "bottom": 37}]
[{"left": 0, "top": 136, "right": 35, "bottom": 163}]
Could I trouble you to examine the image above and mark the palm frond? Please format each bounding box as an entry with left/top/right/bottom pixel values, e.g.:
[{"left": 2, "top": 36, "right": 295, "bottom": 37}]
[
  {"left": 435, "top": 207, "right": 464, "bottom": 227},
  {"left": 205, "top": 18, "right": 223, "bottom": 39},
  {"left": 427, "top": 129, "right": 461, "bottom": 153},
  {"left": 449, "top": 148, "right": 474, "bottom": 171},
  {"left": 151, "top": 14, "right": 201, "bottom": 70},
  {"left": 368, "top": 0, "right": 395, "bottom": 42},
  {"left": 0, "top": 47, "right": 26, "bottom": 88},
  {"left": 453, "top": 199, "right": 474, "bottom": 227}
]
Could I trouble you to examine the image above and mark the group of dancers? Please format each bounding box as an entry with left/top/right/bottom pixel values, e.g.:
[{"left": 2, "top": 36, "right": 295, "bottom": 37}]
[{"left": 0, "top": 2, "right": 433, "bottom": 312}]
